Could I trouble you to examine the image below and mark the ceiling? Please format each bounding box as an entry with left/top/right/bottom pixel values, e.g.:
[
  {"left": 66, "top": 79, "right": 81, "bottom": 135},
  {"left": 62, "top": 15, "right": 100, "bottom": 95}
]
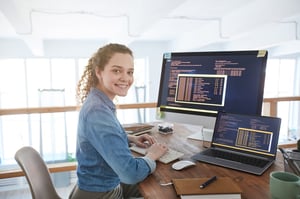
[{"left": 1, "top": 0, "right": 300, "bottom": 56}]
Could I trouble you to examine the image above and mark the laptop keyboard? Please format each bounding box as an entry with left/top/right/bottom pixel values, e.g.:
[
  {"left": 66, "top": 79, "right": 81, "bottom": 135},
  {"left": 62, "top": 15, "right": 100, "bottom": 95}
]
[{"left": 206, "top": 149, "right": 269, "bottom": 168}]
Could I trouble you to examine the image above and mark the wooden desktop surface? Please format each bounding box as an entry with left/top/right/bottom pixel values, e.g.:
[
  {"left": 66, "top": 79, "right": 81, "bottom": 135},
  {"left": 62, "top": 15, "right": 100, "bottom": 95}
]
[{"left": 136, "top": 123, "right": 285, "bottom": 199}]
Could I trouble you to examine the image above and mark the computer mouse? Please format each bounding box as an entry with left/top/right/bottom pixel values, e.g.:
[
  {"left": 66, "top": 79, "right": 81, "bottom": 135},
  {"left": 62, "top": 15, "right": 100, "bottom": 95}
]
[{"left": 172, "top": 160, "right": 196, "bottom": 171}]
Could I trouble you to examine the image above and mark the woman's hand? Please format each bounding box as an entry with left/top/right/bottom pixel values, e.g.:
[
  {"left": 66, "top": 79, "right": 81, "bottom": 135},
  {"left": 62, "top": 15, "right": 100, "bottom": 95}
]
[
  {"left": 146, "top": 143, "right": 168, "bottom": 161},
  {"left": 128, "top": 134, "right": 168, "bottom": 160},
  {"left": 128, "top": 134, "right": 156, "bottom": 148}
]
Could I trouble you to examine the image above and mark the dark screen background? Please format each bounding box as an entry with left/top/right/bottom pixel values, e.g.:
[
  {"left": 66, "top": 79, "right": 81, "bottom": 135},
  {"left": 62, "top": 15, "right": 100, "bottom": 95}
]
[{"left": 157, "top": 51, "right": 268, "bottom": 117}]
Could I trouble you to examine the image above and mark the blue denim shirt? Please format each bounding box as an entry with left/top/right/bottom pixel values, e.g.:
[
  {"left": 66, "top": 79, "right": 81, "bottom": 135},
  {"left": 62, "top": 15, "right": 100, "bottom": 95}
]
[{"left": 76, "top": 88, "right": 156, "bottom": 192}]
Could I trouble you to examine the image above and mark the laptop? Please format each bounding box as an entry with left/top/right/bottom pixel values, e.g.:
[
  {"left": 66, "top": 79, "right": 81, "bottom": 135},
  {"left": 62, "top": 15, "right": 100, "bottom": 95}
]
[{"left": 191, "top": 112, "right": 281, "bottom": 175}]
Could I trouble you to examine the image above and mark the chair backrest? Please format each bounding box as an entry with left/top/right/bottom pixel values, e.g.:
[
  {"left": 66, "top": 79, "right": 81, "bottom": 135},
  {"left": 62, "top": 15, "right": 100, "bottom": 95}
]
[
  {"left": 279, "top": 148, "right": 300, "bottom": 176},
  {"left": 14, "top": 146, "right": 62, "bottom": 199}
]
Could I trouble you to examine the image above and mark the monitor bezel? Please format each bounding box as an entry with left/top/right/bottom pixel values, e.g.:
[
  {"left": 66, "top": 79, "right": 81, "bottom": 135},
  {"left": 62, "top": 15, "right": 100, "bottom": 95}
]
[{"left": 157, "top": 50, "right": 268, "bottom": 118}]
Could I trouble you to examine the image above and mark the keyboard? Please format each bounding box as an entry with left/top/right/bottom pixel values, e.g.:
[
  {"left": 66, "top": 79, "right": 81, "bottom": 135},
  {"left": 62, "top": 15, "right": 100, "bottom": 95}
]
[
  {"left": 130, "top": 145, "right": 184, "bottom": 164},
  {"left": 206, "top": 149, "right": 269, "bottom": 168}
]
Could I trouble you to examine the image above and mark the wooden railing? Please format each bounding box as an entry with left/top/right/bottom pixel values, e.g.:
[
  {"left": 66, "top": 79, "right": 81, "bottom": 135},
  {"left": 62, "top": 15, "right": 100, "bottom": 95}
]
[
  {"left": 263, "top": 96, "right": 300, "bottom": 148},
  {"left": 0, "top": 102, "right": 157, "bottom": 116},
  {"left": 0, "top": 102, "right": 156, "bottom": 179},
  {"left": 0, "top": 98, "right": 299, "bottom": 179},
  {"left": 0, "top": 162, "right": 77, "bottom": 179},
  {"left": 263, "top": 96, "right": 300, "bottom": 117},
  {"left": 1, "top": 97, "right": 300, "bottom": 117}
]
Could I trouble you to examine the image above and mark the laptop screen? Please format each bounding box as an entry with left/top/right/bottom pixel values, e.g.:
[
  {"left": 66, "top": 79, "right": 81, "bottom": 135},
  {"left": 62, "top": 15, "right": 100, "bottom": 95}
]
[{"left": 212, "top": 112, "right": 281, "bottom": 157}]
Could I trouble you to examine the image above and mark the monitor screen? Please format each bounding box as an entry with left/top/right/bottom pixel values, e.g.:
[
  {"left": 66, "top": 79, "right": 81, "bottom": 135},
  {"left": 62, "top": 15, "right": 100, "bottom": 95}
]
[{"left": 157, "top": 50, "right": 268, "bottom": 125}]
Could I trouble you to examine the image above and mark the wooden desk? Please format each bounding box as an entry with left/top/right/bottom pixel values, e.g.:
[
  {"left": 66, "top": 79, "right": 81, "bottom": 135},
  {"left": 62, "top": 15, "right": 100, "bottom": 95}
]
[{"left": 137, "top": 123, "right": 285, "bottom": 199}]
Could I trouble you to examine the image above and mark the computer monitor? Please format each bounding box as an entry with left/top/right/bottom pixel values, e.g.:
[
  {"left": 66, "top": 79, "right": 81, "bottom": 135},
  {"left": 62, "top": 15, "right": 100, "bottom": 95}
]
[{"left": 157, "top": 50, "right": 268, "bottom": 129}]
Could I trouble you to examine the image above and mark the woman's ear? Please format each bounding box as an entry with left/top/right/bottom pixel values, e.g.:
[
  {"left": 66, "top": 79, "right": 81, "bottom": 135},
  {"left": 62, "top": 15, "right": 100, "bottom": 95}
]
[{"left": 95, "top": 67, "right": 102, "bottom": 79}]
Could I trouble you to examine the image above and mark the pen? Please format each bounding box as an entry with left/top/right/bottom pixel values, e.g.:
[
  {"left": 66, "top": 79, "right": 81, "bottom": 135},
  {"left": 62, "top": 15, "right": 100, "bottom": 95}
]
[{"left": 200, "top": 176, "right": 217, "bottom": 189}]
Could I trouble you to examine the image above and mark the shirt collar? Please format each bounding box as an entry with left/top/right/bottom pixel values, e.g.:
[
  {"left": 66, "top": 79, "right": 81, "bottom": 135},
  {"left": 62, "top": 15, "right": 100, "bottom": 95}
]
[{"left": 90, "top": 87, "right": 116, "bottom": 112}]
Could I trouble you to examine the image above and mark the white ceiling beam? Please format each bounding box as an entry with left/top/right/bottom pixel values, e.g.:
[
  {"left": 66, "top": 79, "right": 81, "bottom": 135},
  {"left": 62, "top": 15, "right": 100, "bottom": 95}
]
[
  {"left": 0, "top": 0, "right": 45, "bottom": 55},
  {"left": 221, "top": 0, "right": 300, "bottom": 38},
  {"left": 0, "top": 0, "right": 31, "bottom": 34},
  {"left": 170, "top": 0, "right": 300, "bottom": 51},
  {"left": 170, "top": 20, "right": 223, "bottom": 51},
  {"left": 21, "top": 35, "right": 44, "bottom": 56},
  {"left": 224, "top": 22, "right": 297, "bottom": 50},
  {"left": 128, "top": 0, "right": 185, "bottom": 37},
  {"left": 268, "top": 41, "right": 300, "bottom": 57}
]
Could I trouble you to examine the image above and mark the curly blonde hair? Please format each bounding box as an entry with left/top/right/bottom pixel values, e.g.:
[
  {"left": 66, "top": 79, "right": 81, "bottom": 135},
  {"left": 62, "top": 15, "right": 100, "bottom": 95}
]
[{"left": 76, "top": 43, "right": 133, "bottom": 104}]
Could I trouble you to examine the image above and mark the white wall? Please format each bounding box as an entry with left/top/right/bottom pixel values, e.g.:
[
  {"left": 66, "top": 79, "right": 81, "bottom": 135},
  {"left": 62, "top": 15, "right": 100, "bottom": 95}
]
[
  {"left": 0, "top": 39, "right": 171, "bottom": 100},
  {"left": 0, "top": 38, "right": 172, "bottom": 121}
]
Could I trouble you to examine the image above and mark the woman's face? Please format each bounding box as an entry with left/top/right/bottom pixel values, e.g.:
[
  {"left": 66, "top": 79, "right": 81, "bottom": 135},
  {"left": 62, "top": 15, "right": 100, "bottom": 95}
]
[{"left": 96, "top": 53, "right": 134, "bottom": 100}]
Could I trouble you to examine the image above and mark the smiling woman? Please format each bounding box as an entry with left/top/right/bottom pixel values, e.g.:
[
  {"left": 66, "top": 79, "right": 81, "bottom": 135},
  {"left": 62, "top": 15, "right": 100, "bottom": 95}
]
[{"left": 69, "top": 43, "right": 168, "bottom": 199}]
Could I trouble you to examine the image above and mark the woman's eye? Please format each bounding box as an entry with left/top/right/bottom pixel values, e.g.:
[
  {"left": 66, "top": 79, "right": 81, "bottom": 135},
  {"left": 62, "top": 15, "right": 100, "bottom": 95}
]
[
  {"left": 128, "top": 71, "right": 134, "bottom": 75},
  {"left": 113, "top": 69, "right": 121, "bottom": 73}
]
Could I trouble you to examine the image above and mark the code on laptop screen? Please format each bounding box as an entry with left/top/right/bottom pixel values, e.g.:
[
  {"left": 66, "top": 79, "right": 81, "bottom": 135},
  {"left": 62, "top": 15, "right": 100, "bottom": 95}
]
[{"left": 212, "top": 113, "right": 281, "bottom": 156}]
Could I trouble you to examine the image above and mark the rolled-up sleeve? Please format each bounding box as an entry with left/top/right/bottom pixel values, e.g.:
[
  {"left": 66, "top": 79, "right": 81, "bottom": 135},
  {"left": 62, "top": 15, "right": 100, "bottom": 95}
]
[{"left": 141, "top": 156, "right": 156, "bottom": 173}]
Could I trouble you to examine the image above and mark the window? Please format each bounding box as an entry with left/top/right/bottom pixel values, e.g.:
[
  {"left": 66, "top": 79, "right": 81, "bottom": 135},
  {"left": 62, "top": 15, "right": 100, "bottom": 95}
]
[
  {"left": 2, "top": 56, "right": 298, "bottom": 165},
  {"left": 0, "top": 57, "right": 149, "bottom": 166},
  {"left": 0, "top": 58, "right": 79, "bottom": 165},
  {"left": 264, "top": 58, "right": 300, "bottom": 142},
  {"left": 0, "top": 59, "right": 27, "bottom": 108}
]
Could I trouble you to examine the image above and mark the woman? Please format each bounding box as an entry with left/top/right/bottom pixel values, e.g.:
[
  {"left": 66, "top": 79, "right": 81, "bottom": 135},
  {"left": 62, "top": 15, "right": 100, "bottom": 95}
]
[{"left": 69, "top": 43, "right": 168, "bottom": 199}]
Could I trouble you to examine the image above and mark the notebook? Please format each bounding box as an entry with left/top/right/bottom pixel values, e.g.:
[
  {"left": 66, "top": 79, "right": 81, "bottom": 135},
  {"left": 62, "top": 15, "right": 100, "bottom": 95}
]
[
  {"left": 191, "top": 112, "right": 281, "bottom": 175},
  {"left": 172, "top": 177, "right": 242, "bottom": 199},
  {"left": 122, "top": 123, "right": 154, "bottom": 135}
]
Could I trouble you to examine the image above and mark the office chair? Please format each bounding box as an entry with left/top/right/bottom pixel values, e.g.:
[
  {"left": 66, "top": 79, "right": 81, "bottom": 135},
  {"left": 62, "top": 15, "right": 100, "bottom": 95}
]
[
  {"left": 14, "top": 146, "right": 62, "bottom": 199},
  {"left": 279, "top": 148, "right": 300, "bottom": 176}
]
